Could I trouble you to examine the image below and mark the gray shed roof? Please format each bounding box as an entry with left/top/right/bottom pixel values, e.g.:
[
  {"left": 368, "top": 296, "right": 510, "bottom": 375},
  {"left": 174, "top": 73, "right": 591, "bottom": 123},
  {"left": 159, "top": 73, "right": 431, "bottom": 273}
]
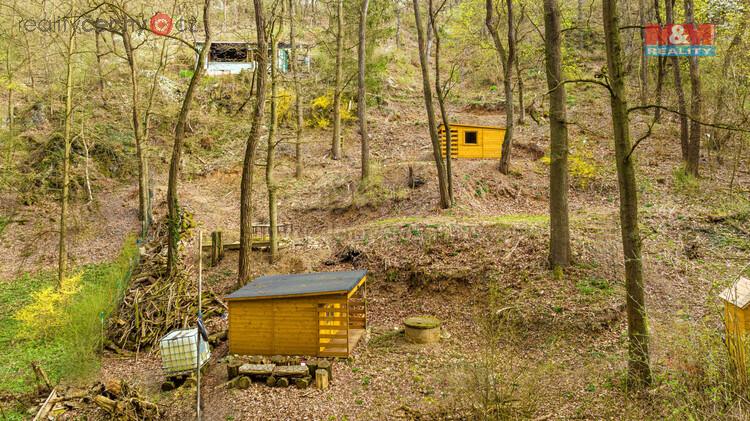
[
  {"left": 226, "top": 270, "right": 367, "bottom": 300},
  {"left": 719, "top": 277, "right": 750, "bottom": 309}
]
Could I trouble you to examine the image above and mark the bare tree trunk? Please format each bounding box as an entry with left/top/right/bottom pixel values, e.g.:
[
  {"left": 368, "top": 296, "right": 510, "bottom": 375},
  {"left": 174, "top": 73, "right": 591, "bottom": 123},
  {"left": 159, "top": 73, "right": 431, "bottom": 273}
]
[
  {"left": 638, "top": 0, "right": 648, "bottom": 106},
  {"left": 577, "top": 0, "right": 585, "bottom": 49},
  {"left": 684, "top": 0, "right": 701, "bottom": 177},
  {"left": 516, "top": 58, "right": 525, "bottom": 125},
  {"left": 544, "top": 0, "right": 570, "bottom": 269},
  {"left": 267, "top": 17, "right": 281, "bottom": 263},
  {"left": 122, "top": 26, "right": 150, "bottom": 238},
  {"left": 395, "top": 1, "right": 402, "bottom": 48},
  {"left": 289, "top": 0, "right": 304, "bottom": 178},
  {"left": 239, "top": 0, "right": 268, "bottom": 285},
  {"left": 653, "top": 0, "right": 664, "bottom": 121},
  {"left": 412, "top": 0, "right": 450, "bottom": 209},
  {"left": 331, "top": 0, "right": 343, "bottom": 160},
  {"left": 94, "top": 31, "right": 107, "bottom": 106},
  {"left": 665, "top": 0, "right": 689, "bottom": 161},
  {"left": 430, "top": 0, "right": 453, "bottom": 205},
  {"left": 602, "top": 0, "right": 652, "bottom": 387},
  {"left": 358, "top": 0, "right": 371, "bottom": 180},
  {"left": 167, "top": 1, "right": 212, "bottom": 275},
  {"left": 4, "top": 0, "right": 16, "bottom": 166},
  {"left": 485, "top": 0, "right": 516, "bottom": 174},
  {"left": 59, "top": 32, "right": 76, "bottom": 286},
  {"left": 711, "top": 25, "right": 745, "bottom": 152}
]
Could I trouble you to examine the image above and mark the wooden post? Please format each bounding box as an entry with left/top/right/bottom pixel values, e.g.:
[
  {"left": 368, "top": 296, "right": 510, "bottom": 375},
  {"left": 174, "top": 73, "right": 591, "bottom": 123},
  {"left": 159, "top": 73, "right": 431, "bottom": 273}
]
[
  {"left": 211, "top": 231, "right": 224, "bottom": 267},
  {"left": 315, "top": 369, "right": 329, "bottom": 390}
]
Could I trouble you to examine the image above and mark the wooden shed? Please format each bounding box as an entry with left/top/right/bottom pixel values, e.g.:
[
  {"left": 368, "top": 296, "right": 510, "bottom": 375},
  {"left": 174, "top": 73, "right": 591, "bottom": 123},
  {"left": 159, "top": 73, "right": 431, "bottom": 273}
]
[
  {"left": 226, "top": 270, "right": 367, "bottom": 357},
  {"left": 720, "top": 277, "right": 750, "bottom": 376},
  {"left": 439, "top": 123, "right": 506, "bottom": 159}
]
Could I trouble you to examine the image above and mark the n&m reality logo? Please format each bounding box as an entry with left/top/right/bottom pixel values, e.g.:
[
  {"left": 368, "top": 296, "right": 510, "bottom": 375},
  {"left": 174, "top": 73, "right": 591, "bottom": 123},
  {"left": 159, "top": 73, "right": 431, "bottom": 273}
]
[{"left": 644, "top": 23, "right": 716, "bottom": 57}]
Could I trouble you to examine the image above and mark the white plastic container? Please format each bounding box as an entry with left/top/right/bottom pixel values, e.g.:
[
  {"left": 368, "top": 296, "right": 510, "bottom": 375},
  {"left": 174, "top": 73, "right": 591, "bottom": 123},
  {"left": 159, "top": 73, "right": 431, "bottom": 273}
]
[{"left": 159, "top": 328, "right": 211, "bottom": 375}]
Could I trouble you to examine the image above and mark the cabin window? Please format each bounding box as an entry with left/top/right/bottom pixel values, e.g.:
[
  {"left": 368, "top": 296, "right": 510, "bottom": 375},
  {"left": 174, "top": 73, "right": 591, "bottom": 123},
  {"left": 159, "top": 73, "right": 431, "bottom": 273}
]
[
  {"left": 464, "top": 131, "right": 478, "bottom": 144},
  {"left": 210, "top": 44, "right": 249, "bottom": 62}
]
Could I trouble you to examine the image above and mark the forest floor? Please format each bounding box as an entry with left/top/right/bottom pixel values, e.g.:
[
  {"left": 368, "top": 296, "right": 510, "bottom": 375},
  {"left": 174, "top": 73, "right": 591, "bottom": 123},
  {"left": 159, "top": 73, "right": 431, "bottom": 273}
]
[{"left": 2, "top": 90, "right": 750, "bottom": 419}]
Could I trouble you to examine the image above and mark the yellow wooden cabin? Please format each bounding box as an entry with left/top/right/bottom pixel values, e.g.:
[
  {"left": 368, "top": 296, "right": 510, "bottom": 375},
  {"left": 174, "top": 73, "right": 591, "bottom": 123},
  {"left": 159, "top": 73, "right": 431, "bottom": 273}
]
[
  {"left": 226, "top": 270, "right": 367, "bottom": 358},
  {"left": 439, "top": 123, "right": 506, "bottom": 159},
  {"left": 720, "top": 277, "right": 750, "bottom": 377}
]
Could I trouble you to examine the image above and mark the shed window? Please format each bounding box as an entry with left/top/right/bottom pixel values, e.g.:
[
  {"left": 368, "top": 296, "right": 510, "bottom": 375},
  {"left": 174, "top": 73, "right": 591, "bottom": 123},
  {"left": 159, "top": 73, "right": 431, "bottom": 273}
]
[{"left": 464, "top": 131, "right": 478, "bottom": 144}]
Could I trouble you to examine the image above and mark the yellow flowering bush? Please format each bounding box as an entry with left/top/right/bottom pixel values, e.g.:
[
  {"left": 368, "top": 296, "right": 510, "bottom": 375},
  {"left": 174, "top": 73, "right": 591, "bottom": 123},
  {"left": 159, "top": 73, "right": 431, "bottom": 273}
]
[{"left": 14, "top": 272, "right": 83, "bottom": 340}]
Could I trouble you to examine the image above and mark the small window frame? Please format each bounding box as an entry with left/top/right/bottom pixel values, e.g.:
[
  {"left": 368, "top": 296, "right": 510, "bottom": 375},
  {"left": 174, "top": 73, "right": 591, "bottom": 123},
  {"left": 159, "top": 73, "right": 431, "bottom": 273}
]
[{"left": 464, "top": 130, "right": 479, "bottom": 145}]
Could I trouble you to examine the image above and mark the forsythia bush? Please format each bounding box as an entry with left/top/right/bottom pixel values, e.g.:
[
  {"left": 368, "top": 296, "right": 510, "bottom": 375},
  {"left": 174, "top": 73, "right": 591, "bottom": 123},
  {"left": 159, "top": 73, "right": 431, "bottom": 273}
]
[
  {"left": 307, "top": 92, "right": 354, "bottom": 129},
  {"left": 541, "top": 152, "right": 598, "bottom": 189},
  {"left": 14, "top": 272, "right": 83, "bottom": 340}
]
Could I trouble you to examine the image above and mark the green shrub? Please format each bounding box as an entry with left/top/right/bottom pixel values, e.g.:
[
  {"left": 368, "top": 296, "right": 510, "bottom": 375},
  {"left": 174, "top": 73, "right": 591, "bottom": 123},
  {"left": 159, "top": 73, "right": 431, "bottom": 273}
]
[
  {"left": 673, "top": 166, "right": 700, "bottom": 194},
  {"left": 0, "top": 237, "right": 138, "bottom": 393}
]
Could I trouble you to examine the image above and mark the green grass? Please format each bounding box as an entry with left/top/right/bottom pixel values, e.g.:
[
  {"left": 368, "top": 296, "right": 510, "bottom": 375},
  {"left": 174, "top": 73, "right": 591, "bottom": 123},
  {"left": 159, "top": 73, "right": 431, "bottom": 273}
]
[
  {"left": 576, "top": 277, "right": 613, "bottom": 296},
  {"left": 0, "top": 216, "right": 8, "bottom": 236},
  {"left": 0, "top": 236, "right": 138, "bottom": 395}
]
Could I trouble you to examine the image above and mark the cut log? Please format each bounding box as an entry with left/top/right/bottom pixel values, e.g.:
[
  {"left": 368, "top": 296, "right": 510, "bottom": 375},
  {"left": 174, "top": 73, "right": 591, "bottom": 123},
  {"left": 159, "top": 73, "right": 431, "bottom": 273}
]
[
  {"left": 277, "top": 377, "right": 290, "bottom": 387},
  {"left": 317, "top": 360, "right": 333, "bottom": 381},
  {"left": 225, "top": 376, "right": 251, "bottom": 389},
  {"left": 208, "top": 330, "right": 228, "bottom": 345},
  {"left": 227, "top": 360, "right": 241, "bottom": 379},
  {"left": 315, "top": 369, "right": 329, "bottom": 390},
  {"left": 239, "top": 364, "right": 275, "bottom": 377},
  {"left": 295, "top": 376, "right": 311, "bottom": 389},
  {"left": 266, "top": 376, "right": 277, "bottom": 387},
  {"left": 272, "top": 365, "right": 309, "bottom": 378},
  {"left": 161, "top": 381, "right": 176, "bottom": 392},
  {"left": 305, "top": 360, "right": 318, "bottom": 376},
  {"left": 31, "top": 362, "right": 52, "bottom": 394}
]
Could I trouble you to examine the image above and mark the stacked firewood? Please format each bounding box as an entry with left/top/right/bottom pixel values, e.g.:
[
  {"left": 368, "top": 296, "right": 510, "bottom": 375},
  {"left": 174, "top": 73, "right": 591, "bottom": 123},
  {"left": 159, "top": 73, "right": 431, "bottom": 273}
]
[{"left": 108, "top": 213, "right": 227, "bottom": 351}]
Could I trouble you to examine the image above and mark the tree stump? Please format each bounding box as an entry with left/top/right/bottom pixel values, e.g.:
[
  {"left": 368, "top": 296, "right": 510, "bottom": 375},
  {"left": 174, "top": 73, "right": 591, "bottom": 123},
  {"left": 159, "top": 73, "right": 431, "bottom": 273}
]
[
  {"left": 227, "top": 360, "right": 242, "bottom": 380},
  {"left": 317, "top": 360, "right": 333, "bottom": 381},
  {"left": 277, "top": 377, "right": 290, "bottom": 387},
  {"left": 306, "top": 360, "right": 318, "bottom": 377},
  {"left": 315, "top": 369, "right": 329, "bottom": 390},
  {"left": 404, "top": 316, "right": 441, "bottom": 344}
]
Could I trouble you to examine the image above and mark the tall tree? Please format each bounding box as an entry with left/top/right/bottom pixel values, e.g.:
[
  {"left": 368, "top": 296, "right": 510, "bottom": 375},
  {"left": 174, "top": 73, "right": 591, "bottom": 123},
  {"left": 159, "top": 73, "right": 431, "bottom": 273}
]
[
  {"left": 167, "top": 0, "right": 212, "bottom": 274},
  {"left": 638, "top": 0, "right": 648, "bottom": 106},
  {"left": 485, "top": 0, "right": 516, "bottom": 174},
  {"left": 331, "top": 0, "right": 344, "bottom": 160},
  {"left": 117, "top": 8, "right": 152, "bottom": 238},
  {"left": 58, "top": 26, "right": 76, "bottom": 286},
  {"left": 684, "top": 0, "right": 702, "bottom": 176},
  {"left": 665, "top": 0, "right": 689, "bottom": 161},
  {"left": 602, "top": 0, "right": 652, "bottom": 387},
  {"left": 358, "top": 0, "right": 371, "bottom": 180},
  {"left": 544, "top": 0, "right": 570, "bottom": 269},
  {"left": 412, "top": 0, "right": 451, "bottom": 209},
  {"left": 289, "top": 0, "right": 304, "bottom": 178},
  {"left": 430, "top": 0, "right": 454, "bottom": 205},
  {"left": 239, "top": 0, "right": 269, "bottom": 285},
  {"left": 267, "top": 9, "right": 282, "bottom": 263},
  {"left": 710, "top": 23, "right": 746, "bottom": 152}
]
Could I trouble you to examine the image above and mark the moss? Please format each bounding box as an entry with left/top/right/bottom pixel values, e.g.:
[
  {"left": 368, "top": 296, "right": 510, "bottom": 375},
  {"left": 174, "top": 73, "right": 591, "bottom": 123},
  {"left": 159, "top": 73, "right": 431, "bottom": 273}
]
[{"left": 404, "top": 316, "right": 441, "bottom": 329}]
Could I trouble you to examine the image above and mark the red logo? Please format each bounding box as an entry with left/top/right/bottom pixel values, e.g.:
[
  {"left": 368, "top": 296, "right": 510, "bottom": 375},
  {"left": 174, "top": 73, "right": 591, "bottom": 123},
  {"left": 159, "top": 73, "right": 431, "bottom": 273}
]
[
  {"left": 644, "top": 24, "right": 715, "bottom": 46},
  {"left": 149, "top": 12, "right": 173, "bottom": 36}
]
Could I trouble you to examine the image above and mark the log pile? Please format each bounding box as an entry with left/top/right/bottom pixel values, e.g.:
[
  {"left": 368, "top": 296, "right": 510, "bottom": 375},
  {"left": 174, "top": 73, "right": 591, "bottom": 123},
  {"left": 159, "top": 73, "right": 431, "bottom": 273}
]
[
  {"left": 31, "top": 380, "right": 160, "bottom": 420},
  {"left": 108, "top": 214, "right": 227, "bottom": 351},
  {"left": 223, "top": 355, "right": 333, "bottom": 390}
]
